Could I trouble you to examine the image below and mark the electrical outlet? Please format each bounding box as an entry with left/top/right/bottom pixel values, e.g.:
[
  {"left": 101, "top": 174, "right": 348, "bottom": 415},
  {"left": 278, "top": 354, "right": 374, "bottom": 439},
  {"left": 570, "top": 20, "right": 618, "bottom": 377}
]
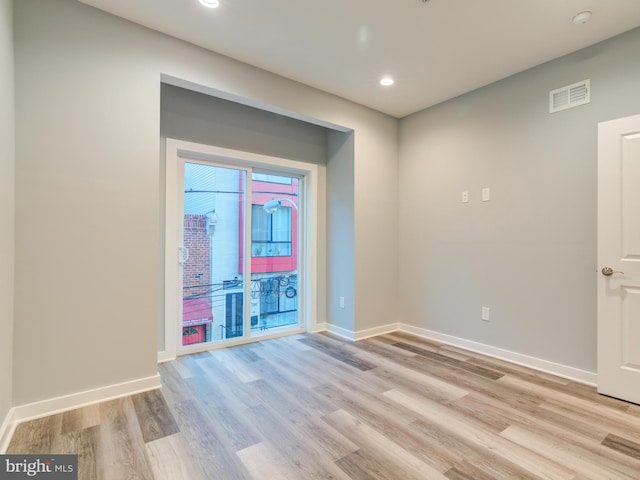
[
  {"left": 462, "top": 191, "right": 469, "bottom": 203},
  {"left": 481, "top": 306, "right": 490, "bottom": 321},
  {"left": 339, "top": 296, "right": 345, "bottom": 309}
]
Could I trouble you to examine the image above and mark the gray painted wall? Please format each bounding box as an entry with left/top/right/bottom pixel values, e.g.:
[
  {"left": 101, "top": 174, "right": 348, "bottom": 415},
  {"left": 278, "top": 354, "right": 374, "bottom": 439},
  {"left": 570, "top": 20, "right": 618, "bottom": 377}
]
[
  {"left": 161, "top": 84, "right": 329, "bottom": 165},
  {"left": 355, "top": 115, "right": 399, "bottom": 334},
  {"left": 327, "top": 131, "right": 355, "bottom": 331},
  {"left": 399, "top": 27, "right": 640, "bottom": 373},
  {"left": 13, "top": 0, "right": 396, "bottom": 404},
  {"left": 0, "top": 0, "right": 15, "bottom": 425}
]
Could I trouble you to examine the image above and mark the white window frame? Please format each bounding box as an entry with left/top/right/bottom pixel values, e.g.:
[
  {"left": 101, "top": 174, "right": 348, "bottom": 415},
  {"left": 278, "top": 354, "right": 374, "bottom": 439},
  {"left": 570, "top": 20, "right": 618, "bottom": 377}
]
[{"left": 160, "top": 139, "right": 318, "bottom": 361}]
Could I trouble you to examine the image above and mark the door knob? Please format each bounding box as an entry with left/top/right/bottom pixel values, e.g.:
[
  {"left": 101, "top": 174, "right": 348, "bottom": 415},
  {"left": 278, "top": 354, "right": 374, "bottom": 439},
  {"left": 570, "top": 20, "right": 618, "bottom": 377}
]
[
  {"left": 602, "top": 267, "right": 624, "bottom": 276},
  {"left": 178, "top": 247, "right": 190, "bottom": 264}
]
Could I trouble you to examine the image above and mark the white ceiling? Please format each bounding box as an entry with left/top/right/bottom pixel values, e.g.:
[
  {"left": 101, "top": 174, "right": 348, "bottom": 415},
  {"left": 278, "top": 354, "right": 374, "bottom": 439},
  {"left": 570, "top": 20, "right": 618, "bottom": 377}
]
[{"left": 77, "top": 0, "right": 640, "bottom": 118}]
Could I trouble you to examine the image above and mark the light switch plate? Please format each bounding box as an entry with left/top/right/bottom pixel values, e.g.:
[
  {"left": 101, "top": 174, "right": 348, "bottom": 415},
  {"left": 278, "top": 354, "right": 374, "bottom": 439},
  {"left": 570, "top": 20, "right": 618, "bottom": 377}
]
[
  {"left": 481, "top": 306, "right": 490, "bottom": 321},
  {"left": 482, "top": 188, "right": 491, "bottom": 202}
]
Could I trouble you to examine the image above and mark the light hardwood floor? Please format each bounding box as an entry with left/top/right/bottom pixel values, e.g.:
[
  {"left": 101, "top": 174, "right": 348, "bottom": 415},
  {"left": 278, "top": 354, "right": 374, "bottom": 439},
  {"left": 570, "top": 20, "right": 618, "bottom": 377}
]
[{"left": 7, "top": 332, "right": 640, "bottom": 479}]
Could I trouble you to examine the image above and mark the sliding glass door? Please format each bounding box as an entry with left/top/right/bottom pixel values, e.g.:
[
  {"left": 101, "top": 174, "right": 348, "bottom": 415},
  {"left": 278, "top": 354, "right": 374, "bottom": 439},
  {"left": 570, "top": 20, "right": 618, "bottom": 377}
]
[
  {"left": 176, "top": 159, "right": 302, "bottom": 351},
  {"left": 181, "top": 162, "right": 247, "bottom": 345},
  {"left": 250, "top": 173, "right": 299, "bottom": 335}
]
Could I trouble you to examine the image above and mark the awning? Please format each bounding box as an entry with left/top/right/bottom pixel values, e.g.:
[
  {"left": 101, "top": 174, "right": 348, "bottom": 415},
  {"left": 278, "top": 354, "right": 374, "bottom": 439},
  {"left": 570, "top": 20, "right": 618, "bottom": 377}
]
[{"left": 182, "top": 297, "right": 214, "bottom": 326}]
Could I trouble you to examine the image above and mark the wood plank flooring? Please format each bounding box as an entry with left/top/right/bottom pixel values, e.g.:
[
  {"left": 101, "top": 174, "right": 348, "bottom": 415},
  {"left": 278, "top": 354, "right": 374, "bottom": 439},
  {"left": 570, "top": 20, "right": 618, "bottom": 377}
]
[{"left": 7, "top": 332, "right": 640, "bottom": 479}]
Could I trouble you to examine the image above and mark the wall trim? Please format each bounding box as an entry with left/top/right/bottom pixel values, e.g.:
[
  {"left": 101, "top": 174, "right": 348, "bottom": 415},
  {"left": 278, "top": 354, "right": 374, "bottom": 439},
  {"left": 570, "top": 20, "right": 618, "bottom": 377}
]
[
  {"left": 325, "top": 323, "right": 355, "bottom": 340},
  {"left": 354, "top": 323, "right": 400, "bottom": 341},
  {"left": 321, "top": 322, "right": 597, "bottom": 386},
  {"left": 1, "top": 374, "right": 161, "bottom": 452},
  {"left": 310, "top": 322, "right": 328, "bottom": 334},
  {"left": 325, "top": 323, "right": 398, "bottom": 341},
  {"left": 12, "top": 374, "right": 161, "bottom": 423},
  {"left": 398, "top": 323, "right": 597, "bottom": 386},
  {"left": 0, "top": 408, "right": 17, "bottom": 454},
  {"left": 158, "top": 350, "right": 176, "bottom": 364}
]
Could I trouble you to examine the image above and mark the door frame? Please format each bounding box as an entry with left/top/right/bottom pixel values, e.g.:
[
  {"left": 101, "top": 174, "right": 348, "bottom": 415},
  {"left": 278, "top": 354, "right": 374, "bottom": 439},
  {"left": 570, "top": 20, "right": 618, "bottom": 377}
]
[{"left": 160, "top": 139, "right": 319, "bottom": 362}]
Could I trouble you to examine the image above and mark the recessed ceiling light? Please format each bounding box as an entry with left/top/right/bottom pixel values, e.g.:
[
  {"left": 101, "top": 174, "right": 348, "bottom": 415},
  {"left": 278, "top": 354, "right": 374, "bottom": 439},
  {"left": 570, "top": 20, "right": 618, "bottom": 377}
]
[
  {"left": 380, "top": 77, "right": 395, "bottom": 86},
  {"left": 572, "top": 10, "right": 592, "bottom": 25},
  {"left": 199, "top": 0, "right": 220, "bottom": 8}
]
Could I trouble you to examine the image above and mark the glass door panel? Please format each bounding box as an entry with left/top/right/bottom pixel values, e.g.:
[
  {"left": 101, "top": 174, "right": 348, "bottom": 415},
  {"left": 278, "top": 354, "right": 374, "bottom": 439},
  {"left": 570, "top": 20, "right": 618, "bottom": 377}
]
[
  {"left": 250, "top": 173, "right": 300, "bottom": 335},
  {"left": 182, "top": 162, "right": 246, "bottom": 346}
]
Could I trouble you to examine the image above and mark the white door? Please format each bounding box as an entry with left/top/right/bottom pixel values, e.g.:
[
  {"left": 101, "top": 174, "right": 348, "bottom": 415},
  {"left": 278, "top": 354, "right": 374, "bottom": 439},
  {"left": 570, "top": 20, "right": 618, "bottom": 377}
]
[{"left": 597, "top": 113, "right": 640, "bottom": 404}]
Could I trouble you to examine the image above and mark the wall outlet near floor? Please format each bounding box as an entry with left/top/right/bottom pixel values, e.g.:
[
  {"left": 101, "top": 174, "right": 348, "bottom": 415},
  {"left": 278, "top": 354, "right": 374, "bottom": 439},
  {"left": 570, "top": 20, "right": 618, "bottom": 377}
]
[
  {"left": 481, "top": 306, "right": 491, "bottom": 321},
  {"left": 462, "top": 191, "right": 469, "bottom": 203},
  {"left": 339, "top": 296, "right": 345, "bottom": 308}
]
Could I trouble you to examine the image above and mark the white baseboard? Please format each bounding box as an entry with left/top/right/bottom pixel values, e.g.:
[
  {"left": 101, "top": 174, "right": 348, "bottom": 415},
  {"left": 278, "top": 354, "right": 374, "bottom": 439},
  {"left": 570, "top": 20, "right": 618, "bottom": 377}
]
[
  {"left": 1, "top": 373, "right": 161, "bottom": 453},
  {"left": 0, "top": 407, "right": 17, "bottom": 454},
  {"left": 354, "top": 323, "right": 400, "bottom": 341},
  {"left": 325, "top": 322, "right": 398, "bottom": 341},
  {"left": 157, "top": 350, "right": 176, "bottom": 364},
  {"left": 325, "top": 323, "right": 355, "bottom": 340},
  {"left": 309, "top": 322, "right": 328, "bottom": 334},
  {"left": 318, "top": 321, "right": 596, "bottom": 386},
  {"left": 398, "top": 323, "right": 597, "bottom": 386}
]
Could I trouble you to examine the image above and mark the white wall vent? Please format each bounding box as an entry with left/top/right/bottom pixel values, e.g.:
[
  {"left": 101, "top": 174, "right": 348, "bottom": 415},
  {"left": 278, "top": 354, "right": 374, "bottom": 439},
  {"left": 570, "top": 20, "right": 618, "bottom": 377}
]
[{"left": 549, "top": 79, "right": 590, "bottom": 113}]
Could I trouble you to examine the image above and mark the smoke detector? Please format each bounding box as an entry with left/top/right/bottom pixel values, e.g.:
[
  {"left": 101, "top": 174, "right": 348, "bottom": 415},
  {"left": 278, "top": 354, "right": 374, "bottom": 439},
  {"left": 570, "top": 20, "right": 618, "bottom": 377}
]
[{"left": 572, "top": 11, "right": 592, "bottom": 25}]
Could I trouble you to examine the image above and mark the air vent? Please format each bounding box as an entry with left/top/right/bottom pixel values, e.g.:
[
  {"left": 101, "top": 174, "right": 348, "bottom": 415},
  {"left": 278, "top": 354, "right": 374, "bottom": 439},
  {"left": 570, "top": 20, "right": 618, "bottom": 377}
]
[{"left": 549, "top": 80, "right": 590, "bottom": 113}]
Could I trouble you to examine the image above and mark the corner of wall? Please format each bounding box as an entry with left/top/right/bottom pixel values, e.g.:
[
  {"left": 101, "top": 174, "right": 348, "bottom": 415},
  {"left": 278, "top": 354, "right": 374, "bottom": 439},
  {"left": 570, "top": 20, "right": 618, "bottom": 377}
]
[{"left": 0, "top": 0, "right": 16, "bottom": 446}]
